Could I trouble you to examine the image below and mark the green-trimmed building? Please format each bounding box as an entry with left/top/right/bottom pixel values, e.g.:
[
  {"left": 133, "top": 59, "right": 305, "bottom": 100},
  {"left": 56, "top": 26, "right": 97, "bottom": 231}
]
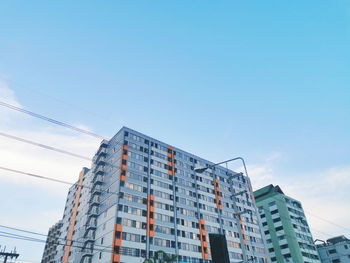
[{"left": 254, "top": 185, "right": 320, "bottom": 263}]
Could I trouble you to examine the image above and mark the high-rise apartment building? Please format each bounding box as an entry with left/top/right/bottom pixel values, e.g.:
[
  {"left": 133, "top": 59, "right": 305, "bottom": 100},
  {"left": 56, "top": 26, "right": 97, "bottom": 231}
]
[
  {"left": 254, "top": 185, "right": 320, "bottom": 263},
  {"left": 44, "top": 127, "right": 269, "bottom": 263},
  {"left": 316, "top": 235, "right": 350, "bottom": 263},
  {"left": 41, "top": 220, "right": 63, "bottom": 263}
]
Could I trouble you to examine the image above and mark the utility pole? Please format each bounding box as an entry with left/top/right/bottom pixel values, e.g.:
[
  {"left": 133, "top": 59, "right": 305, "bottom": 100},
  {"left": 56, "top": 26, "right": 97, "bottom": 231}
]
[{"left": 0, "top": 246, "right": 19, "bottom": 263}]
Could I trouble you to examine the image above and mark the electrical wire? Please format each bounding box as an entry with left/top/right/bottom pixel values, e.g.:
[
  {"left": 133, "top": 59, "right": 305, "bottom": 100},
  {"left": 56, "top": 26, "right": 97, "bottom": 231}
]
[
  {"left": 1, "top": 164, "right": 348, "bottom": 240},
  {"left": 0, "top": 171, "right": 347, "bottom": 262},
  {"left": 0, "top": 166, "right": 121, "bottom": 197},
  {"left": 0, "top": 131, "right": 92, "bottom": 161},
  {"left": 0, "top": 225, "right": 111, "bottom": 251},
  {"left": 1, "top": 162, "right": 349, "bottom": 239},
  {"left": 1, "top": 90, "right": 349, "bottom": 238},
  {"left": 0, "top": 233, "right": 113, "bottom": 254},
  {"left": 0, "top": 166, "right": 76, "bottom": 186},
  {"left": 305, "top": 212, "right": 350, "bottom": 233},
  {"left": 0, "top": 101, "right": 108, "bottom": 140},
  {"left": 0, "top": 76, "right": 114, "bottom": 125}
]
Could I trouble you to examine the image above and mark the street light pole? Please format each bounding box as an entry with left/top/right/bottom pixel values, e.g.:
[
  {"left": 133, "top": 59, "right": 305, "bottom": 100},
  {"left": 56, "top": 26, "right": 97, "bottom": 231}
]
[
  {"left": 194, "top": 157, "right": 270, "bottom": 263},
  {"left": 194, "top": 157, "right": 248, "bottom": 177},
  {"left": 194, "top": 157, "right": 251, "bottom": 262}
]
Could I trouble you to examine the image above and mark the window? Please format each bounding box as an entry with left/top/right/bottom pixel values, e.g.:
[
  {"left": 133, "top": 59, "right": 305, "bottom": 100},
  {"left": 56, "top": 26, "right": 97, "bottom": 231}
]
[
  {"left": 328, "top": 249, "right": 337, "bottom": 254},
  {"left": 122, "top": 232, "right": 141, "bottom": 242},
  {"left": 278, "top": 235, "right": 285, "bottom": 240},
  {"left": 283, "top": 253, "right": 291, "bottom": 259},
  {"left": 275, "top": 226, "right": 283, "bottom": 231}
]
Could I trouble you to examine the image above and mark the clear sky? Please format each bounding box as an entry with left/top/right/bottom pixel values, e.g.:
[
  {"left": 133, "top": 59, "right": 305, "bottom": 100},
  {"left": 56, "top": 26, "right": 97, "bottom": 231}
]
[{"left": 0, "top": 1, "right": 349, "bottom": 262}]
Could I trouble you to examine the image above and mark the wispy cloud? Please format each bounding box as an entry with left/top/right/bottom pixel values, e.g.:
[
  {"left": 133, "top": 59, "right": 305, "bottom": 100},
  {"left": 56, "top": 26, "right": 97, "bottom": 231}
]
[
  {"left": 0, "top": 82, "right": 99, "bottom": 192},
  {"left": 0, "top": 80, "right": 20, "bottom": 106},
  {"left": 248, "top": 152, "right": 283, "bottom": 189},
  {"left": 0, "top": 81, "right": 102, "bottom": 260}
]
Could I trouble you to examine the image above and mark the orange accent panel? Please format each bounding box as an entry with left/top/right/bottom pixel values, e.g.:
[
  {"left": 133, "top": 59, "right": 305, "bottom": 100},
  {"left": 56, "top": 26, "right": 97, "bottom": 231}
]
[
  {"left": 110, "top": 224, "right": 123, "bottom": 263},
  {"left": 167, "top": 147, "right": 175, "bottom": 176},
  {"left": 240, "top": 217, "right": 247, "bottom": 244},
  {"left": 198, "top": 219, "right": 209, "bottom": 260},
  {"left": 147, "top": 194, "right": 155, "bottom": 237},
  {"left": 62, "top": 170, "right": 84, "bottom": 263},
  {"left": 114, "top": 238, "right": 122, "bottom": 246},
  {"left": 120, "top": 144, "right": 128, "bottom": 180},
  {"left": 213, "top": 178, "right": 223, "bottom": 210}
]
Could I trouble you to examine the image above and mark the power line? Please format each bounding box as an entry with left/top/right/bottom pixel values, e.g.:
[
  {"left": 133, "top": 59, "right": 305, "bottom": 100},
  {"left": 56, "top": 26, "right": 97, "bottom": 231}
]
[
  {"left": 0, "top": 233, "right": 112, "bottom": 254},
  {"left": 0, "top": 167, "right": 76, "bottom": 186},
  {"left": 1, "top": 163, "right": 349, "bottom": 237},
  {"left": 0, "top": 226, "right": 113, "bottom": 251},
  {"left": 1, "top": 84, "right": 349, "bottom": 238},
  {"left": 0, "top": 131, "right": 92, "bottom": 161},
  {"left": 0, "top": 225, "right": 50, "bottom": 238},
  {"left": 0, "top": 231, "right": 44, "bottom": 243},
  {"left": 11, "top": 260, "right": 40, "bottom": 263},
  {"left": 0, "top": 223, "right": 120, "bottom": 256},
  {"left": 0, "top": 166, "right": 123, "bottom": 199},
  {"left": 305, "top": 212, "right": 350, "bottom": 233},
  {"left": 0, "top": 101, "right": 108, "bottom": 140},
  {"left": 0, "top": 173, "right": 347, "bottom": 261},
  {"left": 1, "top": 164, "right": 349, "bottom": 240},
  {"left": 1, "top": 76, "right": 115, "bottom": 125}
]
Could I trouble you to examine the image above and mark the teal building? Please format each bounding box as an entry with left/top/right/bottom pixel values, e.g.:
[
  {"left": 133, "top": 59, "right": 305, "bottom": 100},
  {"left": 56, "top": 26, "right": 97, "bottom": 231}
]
[{"left": 254, "top": 185, "right": 320, "bottom": 263}]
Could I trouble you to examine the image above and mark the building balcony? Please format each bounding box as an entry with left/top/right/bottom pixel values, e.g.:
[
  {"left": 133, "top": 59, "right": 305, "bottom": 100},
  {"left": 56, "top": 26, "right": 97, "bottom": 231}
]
[
  {"left": 88, "top": 206, "right": 99, "bottom": 216},
  {"left": 82, "top": 238, "right": 95, "bottom": 249},
  {"left": 96, "top": 157, "right": 106, "bottom": 166},
  {"left": 96, "top": 146, "right": 107, "bottom": 157},
  {"left": 89, "top": 196, "right": 100, "bottom": 206},
  {"left": 95, "top": 141, "right": 108, "bottom": 155},
  {"left": 91, "top": 184, "right": 102, "bottom": 194},
  {"left": 80, "top": 254, "right": 93, "bottom": 263},
  {"left": 92, "top": 175, "right": 103, "bottom": 184},
  {"left": 93, "top": 165, "right": 104, "bottom": 175},
  {"left": 86, "top": 223, "right": 97, "bottom": 231},
  {"left": 96, "top": 153, "right": 106, "bottom": 165},
  {"left": 84, "top": 230, "right": 95, "bottom": 242}
]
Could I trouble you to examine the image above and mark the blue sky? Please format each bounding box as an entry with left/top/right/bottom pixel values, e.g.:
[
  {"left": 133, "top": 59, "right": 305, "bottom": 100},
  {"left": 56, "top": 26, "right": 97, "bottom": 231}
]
[{"left": 0, "top": 1, "right": 349, "bottom": 261}]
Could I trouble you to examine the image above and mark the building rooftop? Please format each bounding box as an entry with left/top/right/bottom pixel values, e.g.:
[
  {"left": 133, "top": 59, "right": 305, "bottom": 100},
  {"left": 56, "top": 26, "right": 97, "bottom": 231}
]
[
  {"left": 327, "top": 235, "right": 349, "bottom": 245},
  {"left": 316, "top": 235, "right": 350, "bottom": 248},
  {"left": 253, "top": 184, "right": 284, "bottom": 200}
]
